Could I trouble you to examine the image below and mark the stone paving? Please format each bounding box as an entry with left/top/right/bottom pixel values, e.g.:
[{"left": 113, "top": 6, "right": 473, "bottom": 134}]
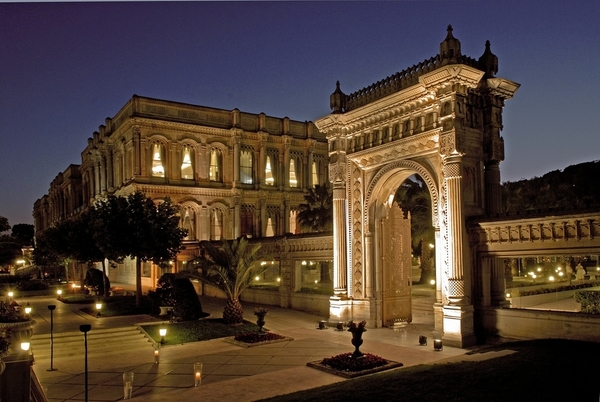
[{"left": 23, "top": 286, "right": 470, "bottom": 401}]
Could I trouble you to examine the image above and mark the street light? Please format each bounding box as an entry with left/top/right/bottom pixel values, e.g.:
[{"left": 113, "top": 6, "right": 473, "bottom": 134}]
[
  {"left": 80, "top": 324, "right": 92, "bottom": 402},
  {"left": 48, "top": 305, "right": 57, "bottom": 371}
]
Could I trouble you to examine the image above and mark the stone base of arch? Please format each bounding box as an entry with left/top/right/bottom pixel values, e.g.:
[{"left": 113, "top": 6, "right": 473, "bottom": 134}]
[
  {"left": 441, "top": 304, "right": 477, "bottom": 348},
  {"left": 328, "top": 297, "right": 377, "bottom": 327}
]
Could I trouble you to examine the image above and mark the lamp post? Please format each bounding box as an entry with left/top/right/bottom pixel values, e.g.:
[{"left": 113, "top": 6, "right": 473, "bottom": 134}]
[
  {"left": 48, "top": 305, "right": 57, "bottom": 371},
  {"left": 80, "top": 324, "right": 91, "bottom": 402}
]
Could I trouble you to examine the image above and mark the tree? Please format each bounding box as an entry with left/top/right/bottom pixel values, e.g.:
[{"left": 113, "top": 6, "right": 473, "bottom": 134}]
[
  {"left": 11, "top": 224, "right": 34, "bottom": 246},
  {"left": 394, "top": 175, "right": 435, "bottom": 284},
  {"left": 185, "top": 237, "right": 270, "bottom": 324},
  {"left": 0, "top": 216, "right": 9, "bottom": 234},
  {"left": 92, "top": 192, "right": 187, "bottom": 306},
  {"left": 297, "top": 184, "right": 333, "bottom": 233}
]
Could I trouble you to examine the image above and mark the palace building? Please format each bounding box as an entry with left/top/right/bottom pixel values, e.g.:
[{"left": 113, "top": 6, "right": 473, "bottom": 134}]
[{"left": 46, "top": 28, "right": 600, "bottom": 347}]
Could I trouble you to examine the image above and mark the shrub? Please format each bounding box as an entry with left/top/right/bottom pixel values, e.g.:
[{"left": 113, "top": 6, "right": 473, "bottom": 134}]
[
  {"left": 16, "top": 279, "right": 49, "bottom": 291},
  {"left": 83, "top": 268, "right": 110, "bottom": 295},
  {"left": 156, "top": 273, "right": 203, "bottom": 321},
  {"left": 574, "top": 290, "right": 600, "bottom": 314},
  {"left": 321, "top": 352, "right": 389, "bottom": 372}
]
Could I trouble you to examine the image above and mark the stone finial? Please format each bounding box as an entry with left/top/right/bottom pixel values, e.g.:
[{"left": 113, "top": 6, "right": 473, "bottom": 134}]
[
  {"left": 478, "top": 40, "right": 498, "bottom": 78},
  {"left": 440, "top": 25, "right": 462, "bottom": 65},
  {"left": 330, "top": 81, "right": 346, "bottom": 114}
]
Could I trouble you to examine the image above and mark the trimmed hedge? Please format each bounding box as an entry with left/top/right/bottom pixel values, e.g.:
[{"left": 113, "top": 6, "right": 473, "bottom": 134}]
[{"left": 574, "top": 290, "right": 600, "bottom": 314}]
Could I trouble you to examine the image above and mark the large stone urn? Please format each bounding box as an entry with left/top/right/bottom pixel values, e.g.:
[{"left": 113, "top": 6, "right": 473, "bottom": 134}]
[{"left": 0, "top": 319, "right": 36, "bottom": 356}]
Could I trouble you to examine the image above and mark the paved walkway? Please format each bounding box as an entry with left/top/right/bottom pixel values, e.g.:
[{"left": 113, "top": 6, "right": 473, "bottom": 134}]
[{"left": 22, "top": 286, "right": 468, "bottom": 402}]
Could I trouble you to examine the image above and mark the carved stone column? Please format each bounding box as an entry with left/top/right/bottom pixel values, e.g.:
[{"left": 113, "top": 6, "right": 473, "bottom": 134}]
[
  {"left": 233, "top": 136, "right": 240, "bottom": 187},
  {"left": 490, "top": 258, "right": 509, "bottom": 307},
  {"left": 441, "top": 153, "right": 476, "bottom": 347},
  {"left": 484, "top": 161, "right": 502, "bottom": 214},
  {"left": 443, "top": 155, "right": 467, "bottom": 305},
  {"left": 332, "top": 180, "right": 347, "bottom": 295}
]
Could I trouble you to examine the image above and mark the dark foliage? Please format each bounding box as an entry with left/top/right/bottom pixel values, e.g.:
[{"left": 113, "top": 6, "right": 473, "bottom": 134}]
[
  {"left": 16, "top": 279, "right": 49, "bottom": 291},
  {"left": 155, "top": 273, "right": 203, "bottom": 321},
  {"left": 84, "top": 268, "right": 111, "bottom": 295},
  {"left": 501, "top": 160, "right": 600, "bottom": 213},
  {"left": 233, "top": 332, "right": 286, "bottom": 343},
  {"left": 320, "top": 352, "right": 388, "bottom": 372}
]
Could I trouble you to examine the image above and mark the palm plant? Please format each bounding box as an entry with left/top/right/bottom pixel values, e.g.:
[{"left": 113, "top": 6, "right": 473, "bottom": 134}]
[
  {"left": 297, "top": 184, "right": 333, "bottom": 233},
  {"left": 186, "top": 238, "right": 270, "bottom": 324}
]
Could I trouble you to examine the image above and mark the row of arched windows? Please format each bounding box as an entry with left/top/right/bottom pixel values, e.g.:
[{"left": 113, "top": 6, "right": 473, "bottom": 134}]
[{"left": 149, "top": 141, "right": 325, "bottom": 187}]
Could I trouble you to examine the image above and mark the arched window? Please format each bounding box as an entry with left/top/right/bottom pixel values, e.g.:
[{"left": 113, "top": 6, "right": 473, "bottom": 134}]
[
  {"left": 289, "top": 159, "right": 298, "bottom": 188},
  {"left": 210, "top": 208, "right": 222, "bottom": 240},
  {"left": 181, "top": 146, "right": 194, "bottom": 180},
  {"left": 241, "top": 204, "right": 254, "bottom": 237},
  {"left": 151, "top": 143, "right": 165, "bottom": 177},
  {"left": 209, "top": 148, "right": 222, "bottom": 182},
  {"left": 289, "top": 210, "right": 298, "bottom": 234},
  {"left": 265, "top": 155, "right": 275, "bottom": 186},
  {"left": 240, "top": 150, "right": 253, "bottom": 184},
  {"left": 180, "top": 206, "right": 196, "bottom": 240}
]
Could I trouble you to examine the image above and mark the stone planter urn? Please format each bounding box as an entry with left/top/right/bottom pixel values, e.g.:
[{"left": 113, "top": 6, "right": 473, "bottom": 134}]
[
  {"left": 0, "top": 319, "right": 36, "bottom": 355},
  {"left": 254, "top": 308, "right": 268, "bottom": 332},
  {"left": 347, "top": 320, "right": 367, "bottom": 358}
]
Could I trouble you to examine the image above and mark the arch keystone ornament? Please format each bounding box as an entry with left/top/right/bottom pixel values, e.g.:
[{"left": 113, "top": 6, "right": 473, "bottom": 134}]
[{"left": 315, "top": 26, "right": 519, "bottom": 347}]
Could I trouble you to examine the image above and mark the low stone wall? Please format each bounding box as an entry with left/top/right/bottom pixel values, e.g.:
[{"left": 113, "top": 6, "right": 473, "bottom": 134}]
[
  {"left": 478, "top": 307, "right": 600, "bottom": 342},
  {"left": 507, "top": 290, "right": 579, "bottom": 308}
]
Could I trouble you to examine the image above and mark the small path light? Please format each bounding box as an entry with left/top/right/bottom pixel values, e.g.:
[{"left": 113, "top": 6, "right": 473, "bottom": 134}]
[
  {"left": 194, "top": 362, "right": 203, "bottom": 387},
  {"left": 24, "top": 303, "right": 32, "bottom": 316},
  {"left": 419, "top": 335, "right": 428, "bottom": 346},
  {"left": 154, "top": 347, "right": 160, "bottom": 364},
  {"left": 159, "top": 328, "right": 167, "bottom": 344},
  {"left": 57, "top": 289, "right": 63, "bottom": 299},
  {"left": 433, "top": 339, "right": 443, "bottom": 351},
  {"left": 123, "top": 372, "right": 134, "bottom": 399},
  {"left": 95, "top": 302, "right": 102, "bottom": 317}
]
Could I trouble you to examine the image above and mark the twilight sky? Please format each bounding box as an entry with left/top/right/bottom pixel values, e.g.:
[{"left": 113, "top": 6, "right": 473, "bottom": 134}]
[{"left": 1, "top": 1, "right": 599, "bottom": 227}]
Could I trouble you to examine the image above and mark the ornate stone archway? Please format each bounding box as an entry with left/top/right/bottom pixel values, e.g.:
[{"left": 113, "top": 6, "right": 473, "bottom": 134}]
[{"left": 315, "top": 26, "right": 519, "bottom": 347}]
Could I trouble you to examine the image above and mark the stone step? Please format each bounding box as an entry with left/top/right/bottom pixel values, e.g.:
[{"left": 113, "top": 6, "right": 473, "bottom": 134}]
[{"left": 30, "top": 326, "right": 154, "bottom": 360}]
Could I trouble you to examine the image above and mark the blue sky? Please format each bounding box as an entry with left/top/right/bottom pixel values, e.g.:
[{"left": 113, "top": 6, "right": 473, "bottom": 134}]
[{"left": 1, "top": 1, "right": 599, "bottom": 226}]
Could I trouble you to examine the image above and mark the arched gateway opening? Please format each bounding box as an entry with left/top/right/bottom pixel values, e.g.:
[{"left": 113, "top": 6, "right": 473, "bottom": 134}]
[{"left": 315, "top": 26, "right": 519, "bottom": 347}]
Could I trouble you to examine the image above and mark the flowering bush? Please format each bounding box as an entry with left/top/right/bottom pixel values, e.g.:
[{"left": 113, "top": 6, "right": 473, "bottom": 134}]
[
  {"left": 347, "top": 320, "right": 367, "bottom": 332},
  {"left": 321, "top": 352, "right": 388, "bottom": 372},
  {"left": 0, "top": 301, "right": 28, "bottom": 323},
  {"left": 234, "top": 331, "right": 284, "bottom": 344}
]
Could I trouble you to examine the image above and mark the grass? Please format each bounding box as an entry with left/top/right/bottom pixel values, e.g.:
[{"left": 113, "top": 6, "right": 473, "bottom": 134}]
[
  {"left": 260, "top": 339, "right": 600, "bottom": 402},
  {"left": 141, "top": 319, "right": 261, "bottom": 345}
]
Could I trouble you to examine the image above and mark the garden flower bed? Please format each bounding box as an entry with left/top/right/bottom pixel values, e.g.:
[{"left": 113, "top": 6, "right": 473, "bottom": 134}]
[{"left": 307, "top": 352, "right": 403, "bottom": 378}]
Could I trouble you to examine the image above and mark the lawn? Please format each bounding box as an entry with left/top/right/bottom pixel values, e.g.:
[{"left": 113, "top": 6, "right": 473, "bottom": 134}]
[
  {"left": 259, "top": 339, "right": 600, "bottom": 402},
  {"left": 141, "top": 319, "right": 261, "bottom": 345}
]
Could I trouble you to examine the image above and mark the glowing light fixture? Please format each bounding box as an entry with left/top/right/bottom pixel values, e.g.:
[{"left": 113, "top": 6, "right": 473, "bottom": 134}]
[
  {"left": 159, "top": 328, "right": 167, "bottom": 344},
  {"left": 433, "top": 339, "right": 443, "bottom": 351}
]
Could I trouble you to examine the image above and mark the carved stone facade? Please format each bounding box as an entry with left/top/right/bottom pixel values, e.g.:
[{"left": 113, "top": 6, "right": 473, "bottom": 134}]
[
  {"left": 315, "top": 26, "right": 519, "bottom": 347},
  {"left": 33, "top": 96, "right": 329, "bottom": 290}
]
